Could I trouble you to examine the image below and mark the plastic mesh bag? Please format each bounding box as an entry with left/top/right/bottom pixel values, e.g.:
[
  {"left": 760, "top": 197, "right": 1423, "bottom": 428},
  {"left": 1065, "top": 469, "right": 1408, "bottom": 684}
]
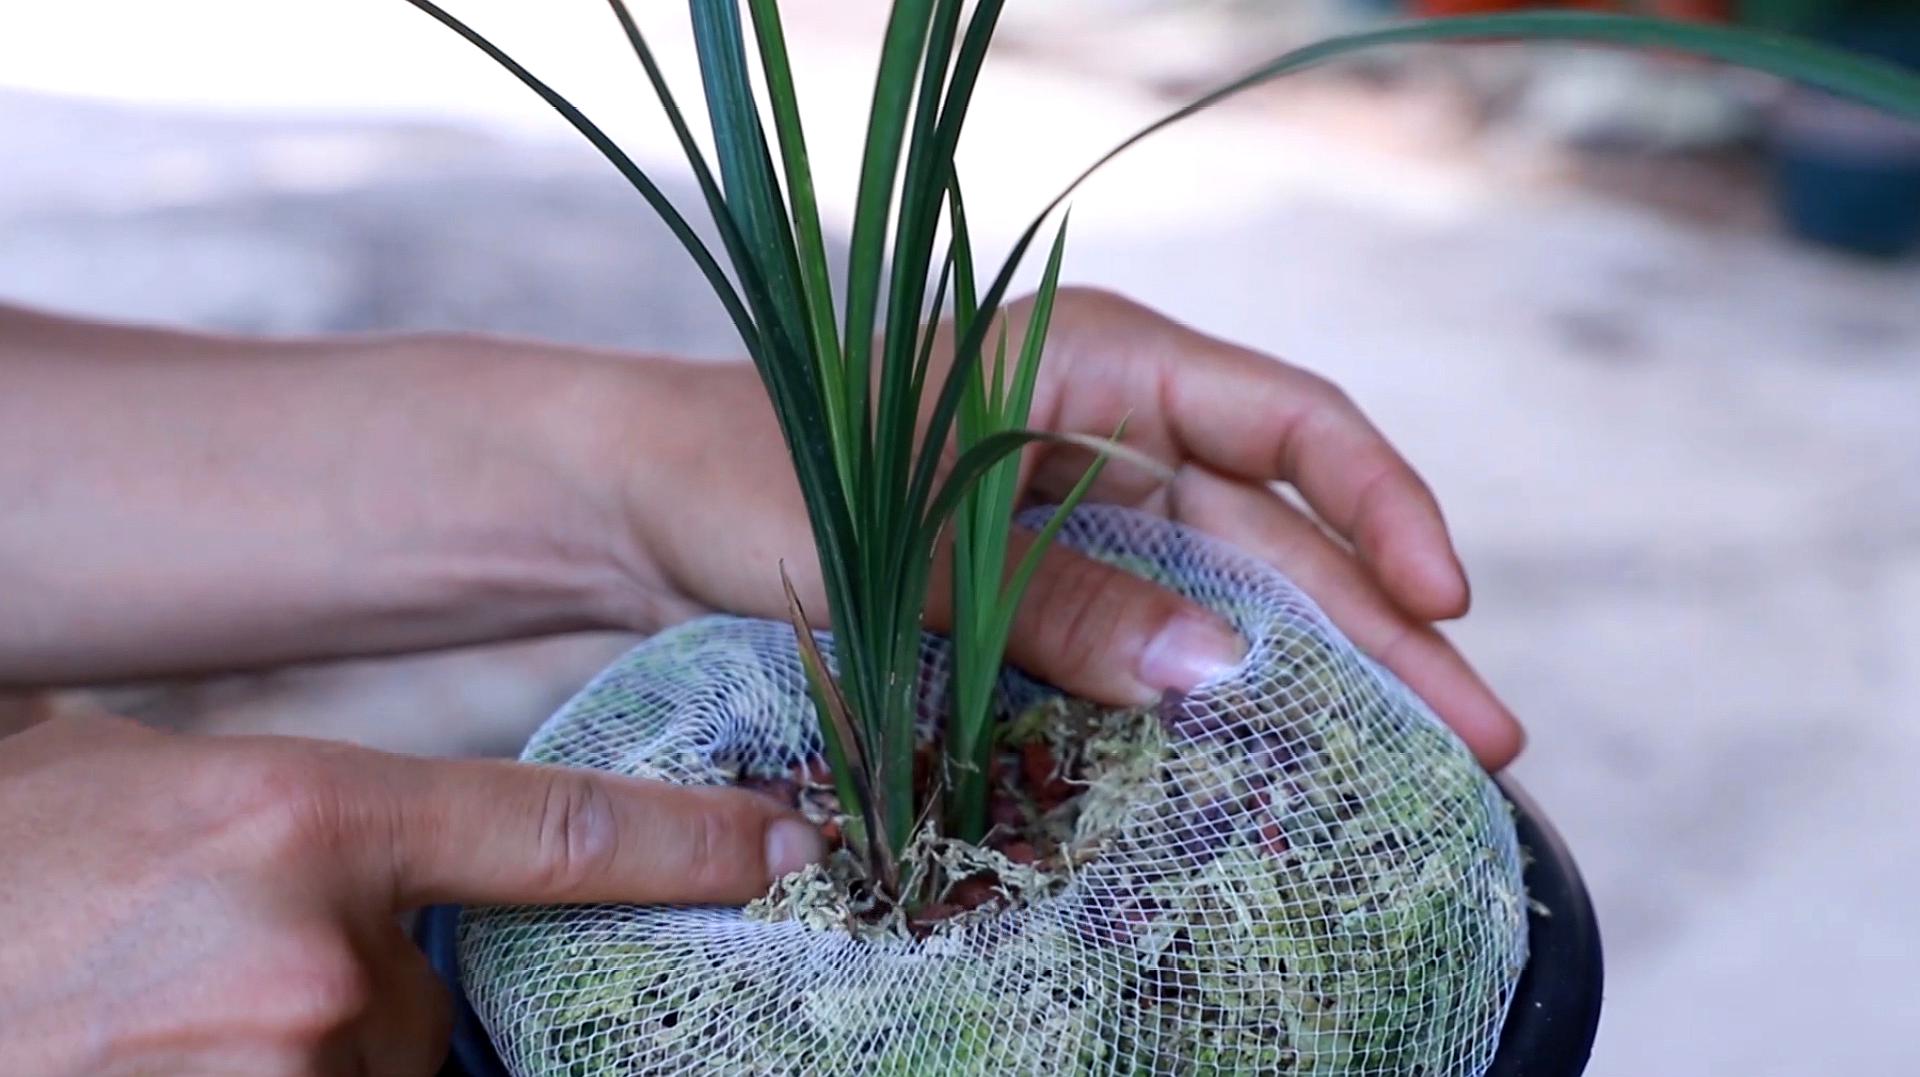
[{"left": 459, "top": 505, "right": 1528, "bottom": 1075}]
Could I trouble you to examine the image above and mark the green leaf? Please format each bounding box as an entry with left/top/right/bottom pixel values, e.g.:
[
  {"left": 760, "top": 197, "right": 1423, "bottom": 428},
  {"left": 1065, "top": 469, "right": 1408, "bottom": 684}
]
[
  {"left": 894, "top": 0, "right": 1009, "bottom": 495},
  {"left": 936, "top": 12, "right": 1920, "bottom": 528},
  {"left": 949, "top": 432, "right": 1113, "bottom": 834},
  {"left": 942, "top": 181, "right": 984, "bottom": 447},
  {"left": 909, "top": 248, "right": 956, "bottom": 416},
  {"left": 782, "top": 564, "right": 896, "bottom": 891},
  {"left": 919, "top": 429, "right": 1166, "bottom": 557},
  {"left": 875, "top": 1, "right": 968, "bottom": 525},
  {"left": 943, "top": 215, "right": 1093, "bottom": 840},
  {"left": 397, "top": 0, "right": 761, "bottom": 351},
  {"left": 991, "top": 427, "right": 1121, "bottom": 663},
  {"left": 1100, "top": 13, "right": 1920, "bottom": 182},
  {"left": 989, "top": 216, "right": 1071, "bottom": 516},
  {"left": 601, "top": 2, "right": 761, "bottom": 322},
  {"left": 946, "top": 179, "right": 981, "bottom": 330},
  {"left": 1054, "top": 12, "right": 1920, "bottom": 263},
  {"left": 737, "top": 1, "right": 856, "bottom": 498},
  {"left": 688, "top": 1, "right": 806, "bottom": 337},
  {"left": 841, "top": 1, "right": 939, "bottom": 477}
]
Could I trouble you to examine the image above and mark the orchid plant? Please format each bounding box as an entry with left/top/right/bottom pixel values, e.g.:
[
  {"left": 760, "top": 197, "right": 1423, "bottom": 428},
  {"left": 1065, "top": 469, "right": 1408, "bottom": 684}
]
[{"left": 399, "top": 0, "right": 1920, "bottom": 902}]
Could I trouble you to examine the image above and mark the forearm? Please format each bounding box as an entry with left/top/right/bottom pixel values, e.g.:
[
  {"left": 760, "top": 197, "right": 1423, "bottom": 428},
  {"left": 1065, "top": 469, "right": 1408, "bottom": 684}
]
[{"left": 0, "top": 304, "right": 677, "bottom": 686}]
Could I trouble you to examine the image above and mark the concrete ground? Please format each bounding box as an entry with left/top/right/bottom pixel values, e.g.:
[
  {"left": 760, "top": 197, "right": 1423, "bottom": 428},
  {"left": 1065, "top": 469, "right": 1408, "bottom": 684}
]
[{"left": 4, "top": 4, "right": 1918, "bottom": 1074}]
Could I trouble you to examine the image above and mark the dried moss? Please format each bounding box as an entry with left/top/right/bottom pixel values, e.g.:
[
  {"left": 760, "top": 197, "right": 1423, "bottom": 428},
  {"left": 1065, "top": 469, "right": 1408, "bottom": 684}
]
[{"left": 745, "top": 700, "right": 1167, "bottom": 942}]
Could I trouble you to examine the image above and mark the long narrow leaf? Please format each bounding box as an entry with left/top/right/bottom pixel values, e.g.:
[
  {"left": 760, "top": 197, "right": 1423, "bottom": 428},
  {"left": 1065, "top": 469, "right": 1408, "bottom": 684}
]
[
  {"left": 970, "top": 218, "right": 1070, "bottom": 565},
  {"left": 841, "top": 1, "right": 939, "bottom": 470},
  {"left": 946, "top": 180, "right": 980, "bottom": 329},
  {"left": 948, "top": 436, "right": 1114, "bottom": 842},
  {"left": 688, "top": 1, "right": 807, "bottom": 334},
  {"left": 909, "top": 249, "right": 956, "bottom": 414},
  {"left": 398, "top": 0, "right": 759, "bottom": 351},
  {"left": 875, "top": 1, "right": 968, "bottom": 529},
  {"left": 1005, "top": 218, "right": 1069, "bottom": 433},
  {"left": 782, "top": 564, "right": 896, "bottom": 889},
  {"left": 991, "top": 429, "right": 1124, "bottom": 655},
  {"left": 601, "top": 3, "right": 764, "bottom": 319},
  {"left": 941, "top": 182, "right": 983, "bottom": 443},
  {"left": 404, "top": 1, "right": 852, "bottom": 650},
  {"left": 744, "top": 0, "right": 844, "bottom": 373},
  {"left": 1079, "top": 13, "right": 1920, "bottom": 228},
  {"left": 917, "top": 11, "right": 1920, "bottom": 532},
  {"left": 944, "top": 220, "right": 1075, "bottom": 839},
  {"left": 919, "top": 429, "right": 1173, "bottom": 558}
]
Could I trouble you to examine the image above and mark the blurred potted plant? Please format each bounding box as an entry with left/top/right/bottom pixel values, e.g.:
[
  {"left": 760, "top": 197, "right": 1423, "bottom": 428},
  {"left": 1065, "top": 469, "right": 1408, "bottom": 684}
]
[
  {"left": 1746, "top": 0, "right": 1920, "bottom": 256},
  {"left": 390, "top": 5, "right": 1918, "bottom": 1075}
]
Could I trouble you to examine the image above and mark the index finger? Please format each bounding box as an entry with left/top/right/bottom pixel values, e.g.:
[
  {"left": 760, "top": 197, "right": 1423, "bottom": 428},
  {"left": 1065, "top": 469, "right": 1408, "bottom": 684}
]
[
  {"left": 346, "top": 754, "right": 825, "bottom": 909},
  {"left": 1153, "top": 334, "right": 1470, "bottom": 621}
]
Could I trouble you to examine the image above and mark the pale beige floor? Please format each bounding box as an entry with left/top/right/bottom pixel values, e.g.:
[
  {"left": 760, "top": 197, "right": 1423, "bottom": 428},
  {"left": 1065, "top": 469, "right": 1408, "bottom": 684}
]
[{"left": 4, "top": 6, "right": 1919, "bottom": 1074}]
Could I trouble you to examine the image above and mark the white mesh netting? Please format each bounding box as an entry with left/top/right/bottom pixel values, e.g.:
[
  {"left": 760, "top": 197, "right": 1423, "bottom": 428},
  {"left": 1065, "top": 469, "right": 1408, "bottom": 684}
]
[{"left": 459, "top": 505, "right": 1528, "bottom": 1076}]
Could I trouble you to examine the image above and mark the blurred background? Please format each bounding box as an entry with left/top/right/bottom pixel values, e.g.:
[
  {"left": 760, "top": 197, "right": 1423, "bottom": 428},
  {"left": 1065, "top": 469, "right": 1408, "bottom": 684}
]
[{"left": 3, "top": 1, "right": 1917, "bottom": 1074}]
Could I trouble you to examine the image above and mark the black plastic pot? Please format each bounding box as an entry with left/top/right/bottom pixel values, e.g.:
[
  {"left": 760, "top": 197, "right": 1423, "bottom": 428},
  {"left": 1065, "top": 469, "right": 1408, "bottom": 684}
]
[
  {"left": 419, "top": 776, "right": 1601, "bottom": 1077},
  {"left": 1483, "top": 778, "right": 1604, "bottom": 1077}
]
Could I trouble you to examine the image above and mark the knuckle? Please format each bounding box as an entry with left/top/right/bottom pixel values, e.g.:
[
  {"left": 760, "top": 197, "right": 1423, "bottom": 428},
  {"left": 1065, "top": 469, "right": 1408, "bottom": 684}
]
[
  {"left": 1372, "top": 621, "right": 1427, "bottom": 672},
  {"left": 1057, "top": 284, "right": 1140, "bottom": 319},
  {"left": 533, "top": 772, "right": 620, "bottom": 896},
  {"left": 49, "top": 705, "right": 141, "bottom": 737},
  {"left": 686, "top": 798, "right": 720, "bottom": 874},
  {"left": 1277, "top": 384, "right": 1360, "bottom": 476},
  {"left": 1297, "top": 369, "right": 1352, "bottom": 411},
  {"left": 1351, "top": 460, "right": 1401, "bottom": 513},
  {"left": 268, "top": 931, "right": 373, "bottom": 1041},
  {"left": 681, "top": 793, "right": 751, "bottom": 893},
  {"left": 1034, "top": 557, "right": 1133, "bottom": 686},
  {"left": 207, "top": 752, "right": 339, "bottom": 854},
  {"left": 1165, "top": 463, "right": 1209, "bottom": 510},
  {"left": 11, "top": 707, "right": 145, "bottom": 762}
]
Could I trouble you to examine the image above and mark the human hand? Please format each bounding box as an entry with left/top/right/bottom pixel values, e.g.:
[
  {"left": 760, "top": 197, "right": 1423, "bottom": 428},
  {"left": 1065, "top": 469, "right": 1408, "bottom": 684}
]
[
  {"left": 0, "top": 712, "right": 824, "bottom": 1076},
  {"left": 618, "top": 288, "right": 1522, "bottom": 769},
  {"left": 0, "top": 299, "right": 1514, "bottom": 768}
]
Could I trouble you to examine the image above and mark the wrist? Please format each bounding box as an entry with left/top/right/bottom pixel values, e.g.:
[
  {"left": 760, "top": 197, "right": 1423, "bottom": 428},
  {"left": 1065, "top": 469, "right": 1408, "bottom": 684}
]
[
  {"left": 462, "top": 337, "right": 756, "bottom": 636},
  {"left": 0, "top": 317, "right": 699, "bottom": 683},
  {"left": 305, "top": 328, "right": 652, "bottom": 645},
  {"left": 601, "top": 355, "right": 784, "bottom": 634}
]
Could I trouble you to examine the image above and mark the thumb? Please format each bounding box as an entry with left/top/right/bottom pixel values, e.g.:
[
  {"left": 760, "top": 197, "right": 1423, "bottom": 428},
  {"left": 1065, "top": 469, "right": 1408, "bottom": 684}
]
[
  {"left": 928, "top": 528, "right": 1247, "bottom": 707},
  {"left": 358, "top": 756, "right": 825, "bottom": 908}
]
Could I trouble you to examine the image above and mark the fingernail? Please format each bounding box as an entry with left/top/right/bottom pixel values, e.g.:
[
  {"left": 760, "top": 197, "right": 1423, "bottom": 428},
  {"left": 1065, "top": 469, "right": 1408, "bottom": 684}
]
[
  {"left": 1138, "top": 614, "right": 1246, "bottom": 695},
  {"left": 764, "top": 818, "right": 825, "bottom": 879}
]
